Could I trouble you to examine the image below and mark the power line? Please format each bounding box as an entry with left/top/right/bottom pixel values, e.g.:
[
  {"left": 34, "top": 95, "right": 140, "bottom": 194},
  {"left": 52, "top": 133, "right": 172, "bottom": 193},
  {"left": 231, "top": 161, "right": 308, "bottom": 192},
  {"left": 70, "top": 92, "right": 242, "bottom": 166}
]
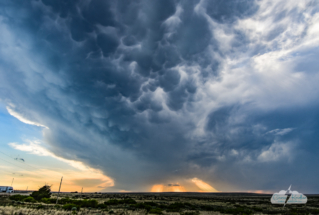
[
  {"left": 0, "top": 168, "right": 17, "bottom": 175},
  {"left": 0, "top": 167, "right": 25, "bottom": 177},
  {"left": 0, "top": 152, "right": 66, "bottom": 183},
  {"left": 0, "top": 150, "right": 13, "bottom": 159},
  {"left": 0, "top": 150, "right": 74, "bottom": 176},
  {"left": 0, "top": 151, "right": 66, "bottom": 192},
  {"left": 0, "top": 157, "right": 34, "bottom": 171},
  {"left": 0, "top": 150, "right": 43, "bottom": 171},
  {"left": 0, "top": 156, "right": 56, "bottom": 182}
]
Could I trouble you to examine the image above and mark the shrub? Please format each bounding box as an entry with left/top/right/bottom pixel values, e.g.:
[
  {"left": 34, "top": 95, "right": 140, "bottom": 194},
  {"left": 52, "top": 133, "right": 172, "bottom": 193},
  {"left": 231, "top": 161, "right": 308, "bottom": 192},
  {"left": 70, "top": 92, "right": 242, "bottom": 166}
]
[
  {"left": 253, "top": 207, "right": 263, "bottom": 212},
  {"left": 122, "top": 198, "right": 137, "bottom": 204},
  {"left": 37, "top": 204, "right": 44, "bottom": 209},
  {"left": 181, "top": 211, "right": 200, "bottom": 215},
  {"left": 10, "top": 195, "right": 28, "bottom": 201},
  {"left": 149, "top": 208, "right": 163, "bottom": 214},
  {"left": 57, "top": 198, "right": 98, "bottom": 208},
  {"left": 30, "top": 185, "right": 51, "bottom": 201},
  {"left": 104, "top": 198, "right": 137, "bottom": 205},
  {"left": 63, "top": 203, "right": 80, "bottom": 211},
  {"left": 144, "top": 202, "right": 158, "bottom": 207},
  {"left": 41, "top": 198, "right": 51, "bottom": 204},
  {"left": 166, "top": 203, "right": 186, "bottom": 212},
  {"left": 104, "top": 199, "right": 119, "bottom": 205},
  {"left": 80, "top": 199, "right": 98, "bottom": 208},
  {"left": 23, "top": 197, "right": 36, "bottom": 203},
  {"left": 97, "top": 203, "right": 108, "bottom": 209},
  {"left": 59, "top": 197, "right": 72, "bottom": 205},
  {"left": 131, "top": 203, "right": 152, "bottom": 211}
]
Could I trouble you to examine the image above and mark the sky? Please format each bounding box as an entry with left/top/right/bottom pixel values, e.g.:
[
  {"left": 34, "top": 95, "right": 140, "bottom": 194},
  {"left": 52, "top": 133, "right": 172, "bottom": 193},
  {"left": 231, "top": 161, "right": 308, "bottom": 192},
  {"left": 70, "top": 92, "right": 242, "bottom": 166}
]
[{"left": 0, "top": 0, "right": 319, "bottom": 193}]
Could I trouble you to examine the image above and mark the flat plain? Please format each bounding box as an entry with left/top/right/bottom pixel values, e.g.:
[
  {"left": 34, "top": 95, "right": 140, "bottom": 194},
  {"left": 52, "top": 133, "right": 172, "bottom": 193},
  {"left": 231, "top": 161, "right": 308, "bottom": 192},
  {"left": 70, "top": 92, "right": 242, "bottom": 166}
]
[{"left": 1, "top": 192, "right": 319, "bottom": 215}]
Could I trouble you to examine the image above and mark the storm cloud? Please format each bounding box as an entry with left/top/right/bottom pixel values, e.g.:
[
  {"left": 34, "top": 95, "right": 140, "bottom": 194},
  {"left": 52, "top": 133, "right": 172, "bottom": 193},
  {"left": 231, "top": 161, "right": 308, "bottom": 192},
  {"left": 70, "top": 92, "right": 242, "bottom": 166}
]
[{"left": 1, "top": 0, "right": 319, "bottom": 192}]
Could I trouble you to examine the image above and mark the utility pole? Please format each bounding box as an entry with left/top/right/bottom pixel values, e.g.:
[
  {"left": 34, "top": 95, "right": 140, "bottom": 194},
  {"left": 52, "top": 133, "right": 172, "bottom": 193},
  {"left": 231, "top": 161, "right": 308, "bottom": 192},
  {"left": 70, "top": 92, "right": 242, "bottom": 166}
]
[
  {"left": 26, "top": 186, "right": 28, "bottom": 192},
  {"left": 11, "top": 178, "right": 14, "bottom": 186},
  {"left": 56, "top": 177, "right": 63, "bottom": 204},
  {"left": 80, "top": 187, "right": 83, "bottom": 199}
]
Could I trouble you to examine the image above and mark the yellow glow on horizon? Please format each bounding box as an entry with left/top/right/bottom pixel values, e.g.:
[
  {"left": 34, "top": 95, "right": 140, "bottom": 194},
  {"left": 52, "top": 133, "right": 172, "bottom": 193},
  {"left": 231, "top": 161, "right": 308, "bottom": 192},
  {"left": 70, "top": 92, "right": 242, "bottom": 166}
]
[
  {"left": 1, "top": 140, "right": 114, "bottom": 192},
  {"left": 246, "top": 190, "right": 271, "bottom": 194},
  {"left": 151, "top": 184, "right": 187, "bottom": 192},
  {"left": 167, "top": 185, "right": 186, "bottom": 192},
  {"left": 191, "top": 178, "right": 218, "bottom": 192},
  {"left": 151, "top": 184, "right": 164, "bottom": 192},
  {"left": 0, "top": 164, "right": 114, "bottom": 192}
]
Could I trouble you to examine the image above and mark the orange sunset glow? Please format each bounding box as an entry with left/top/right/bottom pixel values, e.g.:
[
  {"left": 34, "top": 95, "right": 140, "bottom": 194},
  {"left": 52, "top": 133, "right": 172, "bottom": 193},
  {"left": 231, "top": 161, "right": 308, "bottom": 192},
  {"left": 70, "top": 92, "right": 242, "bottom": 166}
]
[
  {"left": 151, "top": 184, "right": 186, "bottom": 192},
  {"left": 191, "top": 178, "right": 218, "bottom": 192},
  {"left": 0, "top": 164, "right": 114, "bottom": 192},
  {"left": 150, "top": 179, "right": 217, "bottom": 192}
]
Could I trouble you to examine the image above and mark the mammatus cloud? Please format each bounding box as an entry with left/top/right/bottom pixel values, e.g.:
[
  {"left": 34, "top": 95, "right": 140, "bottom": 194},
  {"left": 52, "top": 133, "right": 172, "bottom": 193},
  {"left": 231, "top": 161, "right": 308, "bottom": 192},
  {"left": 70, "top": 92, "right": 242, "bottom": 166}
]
[
  {"left": 265, "top": 128, "right": 294, "bottom": 136},
  {"left": 0, "top": 0, "right": 319, "bottom": 192},
  {"left": 257, "top": 141, "right": 295, "bottom": 162}
]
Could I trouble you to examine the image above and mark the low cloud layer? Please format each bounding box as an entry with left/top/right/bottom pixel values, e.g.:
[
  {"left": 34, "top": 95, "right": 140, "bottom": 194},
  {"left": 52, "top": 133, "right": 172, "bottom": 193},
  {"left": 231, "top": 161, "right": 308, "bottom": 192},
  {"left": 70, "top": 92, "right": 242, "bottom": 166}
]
[{"left": 1, "top": 0, "right": 319, "bottom": 192}]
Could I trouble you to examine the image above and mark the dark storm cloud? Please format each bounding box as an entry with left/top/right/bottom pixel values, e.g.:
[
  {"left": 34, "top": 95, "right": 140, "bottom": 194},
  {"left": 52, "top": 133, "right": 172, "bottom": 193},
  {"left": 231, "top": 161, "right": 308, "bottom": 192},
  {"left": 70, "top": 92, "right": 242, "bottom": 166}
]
[
  {"left": 205, "top": 0, "right": 259, "bottom": 23},
  {"left": 1, "top": 0, "right": 319, "bottom": 192}
]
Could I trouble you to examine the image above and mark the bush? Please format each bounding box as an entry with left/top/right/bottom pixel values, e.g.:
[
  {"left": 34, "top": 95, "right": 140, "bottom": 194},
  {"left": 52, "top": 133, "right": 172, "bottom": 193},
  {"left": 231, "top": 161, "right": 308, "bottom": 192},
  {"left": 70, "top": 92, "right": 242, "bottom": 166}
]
[
  {"left": 30, "top": 185, "right": 51, "bottom": 201},
  {"left": 63, "top": 203, "right": 80, "bottom": 211},
  {"left": 41, "top": 198, "right": 51, "bottom": 204},
  {"left": 37, "top": 204, "right": 44, "bottom": 209},
  {"left": 144, "top": 202, "right": 158, "bottom": 207},
  {"left": 59, "top": 197, "right": 71, "bottom": 205},
  {"left": 58, "top": 198, "right": 98, "bottom": 208},
  {"left": 253, "top": 207, "right": 263, "bottom": 212},
  {"left": 149, "top": 208, "right": 163, "bottom": 214},
  {"left": 104, "top": 198, "right": 137, "bottom": 205},
  {"left": 130, "top": 203, "right": 152, "bottom": 211},
  {"left": 166, "top": 203, "right": 186, "bottom": 212},
  {"left": 181, "top": 212, "right": 200, "bottom": 215},
  {"left": 9, "top": 195, "right": 28, "bottom": 201},
  {"left": 97, "top": 203, "right": 108, "bottom": 209},
  {"left": 104, "top": 199, "right": 119, "bottom": 205},
  {"left": 23, "top": 197, "right": 36, "bottom": 203},
  {"left": 122, "top": 198, "right": 137, "bottom": 204},
  {"left": 80, "top": 199, "right": 98, "bottom": 208}
]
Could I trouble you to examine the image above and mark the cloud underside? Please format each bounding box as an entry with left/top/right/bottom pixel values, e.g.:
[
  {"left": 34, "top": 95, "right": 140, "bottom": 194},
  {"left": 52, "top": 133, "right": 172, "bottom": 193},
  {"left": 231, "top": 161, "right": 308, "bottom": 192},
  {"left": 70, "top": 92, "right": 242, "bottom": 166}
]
[{"left": 1, "top": 0, "right": 319, "bottom": 192}]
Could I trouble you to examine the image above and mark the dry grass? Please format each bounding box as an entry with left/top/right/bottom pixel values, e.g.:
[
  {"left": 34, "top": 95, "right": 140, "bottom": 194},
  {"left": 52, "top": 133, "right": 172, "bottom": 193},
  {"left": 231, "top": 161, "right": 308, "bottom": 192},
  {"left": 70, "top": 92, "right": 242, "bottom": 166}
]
[
  {"left": 2, "top": 193, "right": 319, "bottom": 215},
  {"left": 0, "top": 206, "right": 149, "bottom": 215}
]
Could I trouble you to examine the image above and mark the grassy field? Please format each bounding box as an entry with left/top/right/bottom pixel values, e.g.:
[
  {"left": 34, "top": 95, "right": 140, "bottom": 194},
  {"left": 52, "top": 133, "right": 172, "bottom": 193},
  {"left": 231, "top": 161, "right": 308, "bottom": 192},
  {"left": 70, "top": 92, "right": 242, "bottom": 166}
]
[{"left": 0, "top": 192, "right": 319, "bottom": 215}]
